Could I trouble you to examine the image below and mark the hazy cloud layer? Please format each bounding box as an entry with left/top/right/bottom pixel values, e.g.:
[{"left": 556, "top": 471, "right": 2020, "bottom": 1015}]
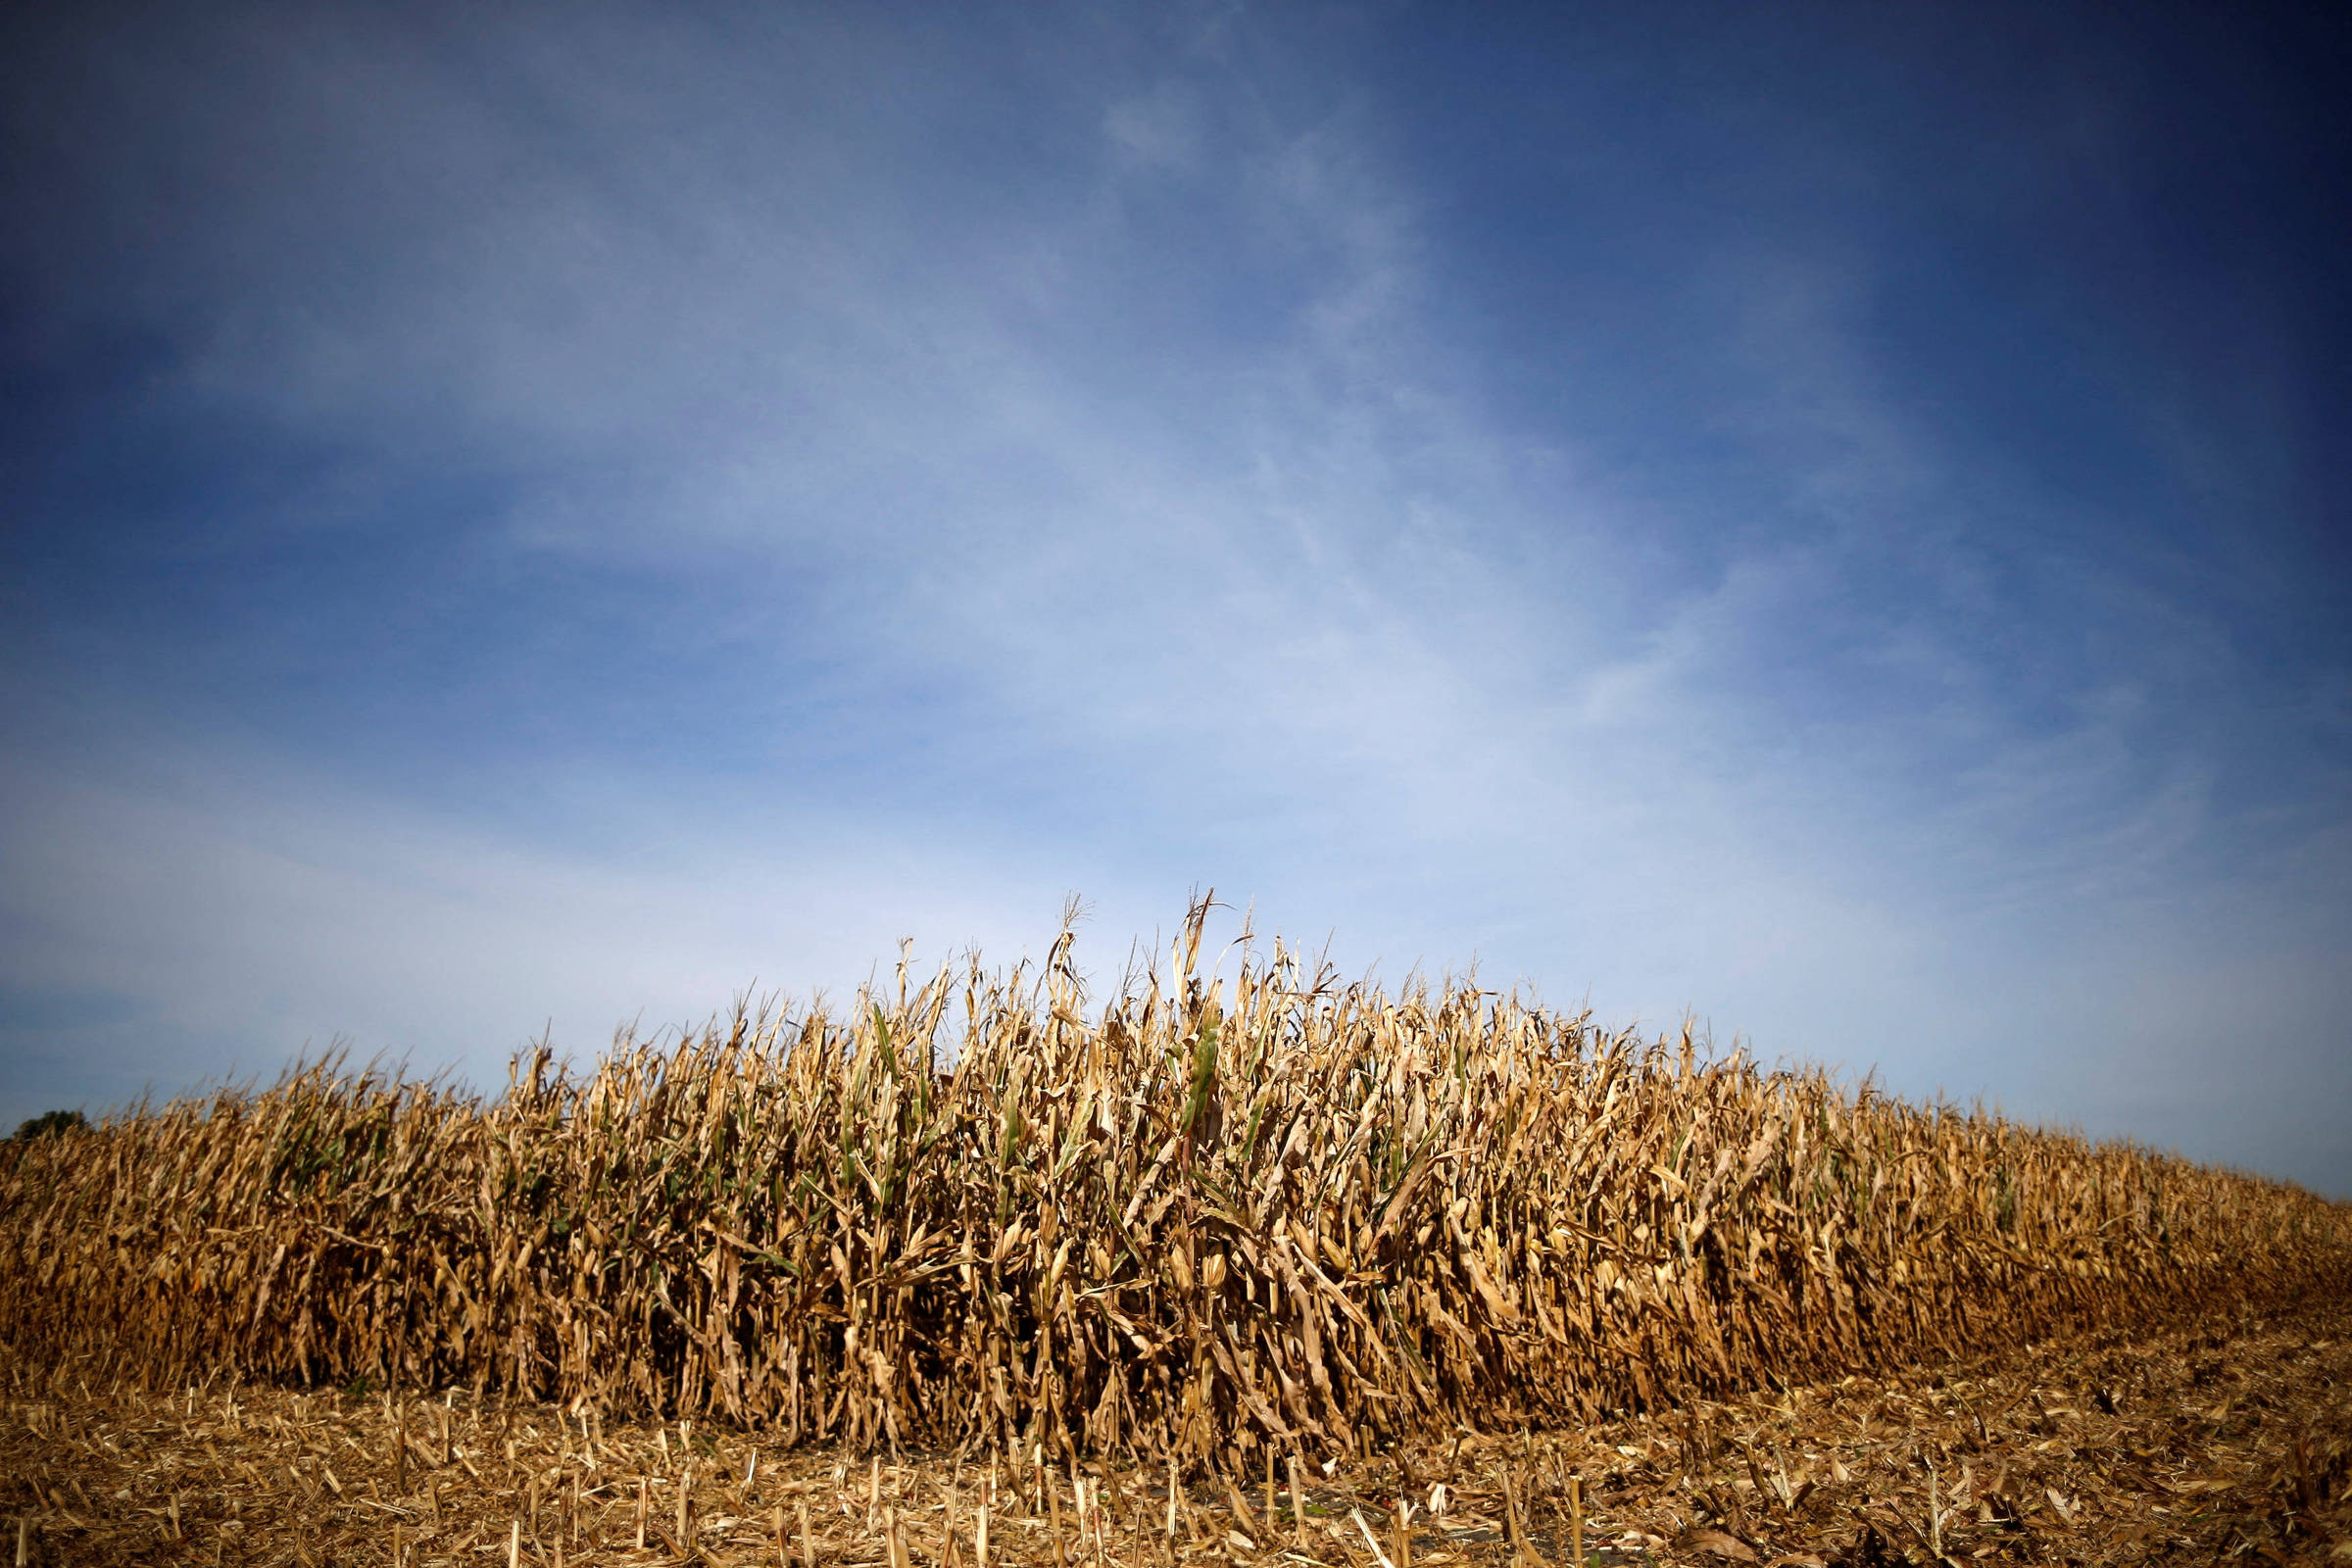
[{"left": 4, "top": 1, "right": 2346, "bottom": 1190}]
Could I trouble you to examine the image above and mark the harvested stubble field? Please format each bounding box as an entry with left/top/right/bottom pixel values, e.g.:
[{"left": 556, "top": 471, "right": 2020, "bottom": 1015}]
[
  {"left": 4, "top": 1286, "right": 2349, "bottom": 1564},
  {"left": 4, "top": 907, "right": 2349, "bottom": 1564}
]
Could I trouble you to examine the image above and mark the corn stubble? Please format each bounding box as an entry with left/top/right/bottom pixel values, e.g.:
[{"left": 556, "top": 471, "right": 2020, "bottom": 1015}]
[{"left": 3, "top": 902, "right": 2345, "bottom": 1482}]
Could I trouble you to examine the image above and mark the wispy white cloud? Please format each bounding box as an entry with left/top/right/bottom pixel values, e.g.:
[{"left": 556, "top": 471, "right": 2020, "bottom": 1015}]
[{"left": 1, "top": 2, "right": 2344, "bottom": 1193}]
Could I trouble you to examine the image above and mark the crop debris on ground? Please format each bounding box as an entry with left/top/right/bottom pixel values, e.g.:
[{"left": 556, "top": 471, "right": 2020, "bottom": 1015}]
[{"left": 4, "top": 1287, "right": 2346, "bottom": 1564}]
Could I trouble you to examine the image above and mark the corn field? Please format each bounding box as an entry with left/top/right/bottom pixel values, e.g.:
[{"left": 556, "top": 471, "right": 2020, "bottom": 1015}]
[{"left": 4, "top": 906, "right": 2345, "bottom": 1478}]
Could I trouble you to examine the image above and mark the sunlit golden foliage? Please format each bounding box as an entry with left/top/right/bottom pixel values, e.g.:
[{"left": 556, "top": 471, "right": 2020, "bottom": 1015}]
[{"left": 4, "top": 902, "right": 2344, "bottom": 1476}]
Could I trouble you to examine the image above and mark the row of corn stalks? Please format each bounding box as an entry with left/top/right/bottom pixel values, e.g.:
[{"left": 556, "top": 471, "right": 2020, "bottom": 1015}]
[{"left": 4, "top": 902, "right": 2345, "bottom": 1475}]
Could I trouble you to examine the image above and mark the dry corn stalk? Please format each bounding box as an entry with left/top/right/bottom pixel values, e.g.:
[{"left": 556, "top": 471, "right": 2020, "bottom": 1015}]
[{"left": 3, "top": 899, "right": 2345, "bottom": 1479}]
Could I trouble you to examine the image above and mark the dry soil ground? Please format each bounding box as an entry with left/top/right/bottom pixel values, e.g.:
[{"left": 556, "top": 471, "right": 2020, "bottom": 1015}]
[{"left": 6, "top": 1289, "right": 2348, "bottom": 1567}]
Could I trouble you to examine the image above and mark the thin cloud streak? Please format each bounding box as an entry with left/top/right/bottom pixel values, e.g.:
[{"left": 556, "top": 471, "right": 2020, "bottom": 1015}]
[{"left": 1, "top": 3, "right": 2345, "bottom": 1193}]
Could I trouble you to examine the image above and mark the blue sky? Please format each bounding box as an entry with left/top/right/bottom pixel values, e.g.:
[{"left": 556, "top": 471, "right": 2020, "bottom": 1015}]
[{"left": 3, "top": 1, "right": 2347, "bottom": 1193}]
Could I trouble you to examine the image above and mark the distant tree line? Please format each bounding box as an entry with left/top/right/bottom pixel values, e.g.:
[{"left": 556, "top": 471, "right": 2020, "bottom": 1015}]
[{"left": 12, "top": 1109, "right": 86, "bottom": 1141}]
